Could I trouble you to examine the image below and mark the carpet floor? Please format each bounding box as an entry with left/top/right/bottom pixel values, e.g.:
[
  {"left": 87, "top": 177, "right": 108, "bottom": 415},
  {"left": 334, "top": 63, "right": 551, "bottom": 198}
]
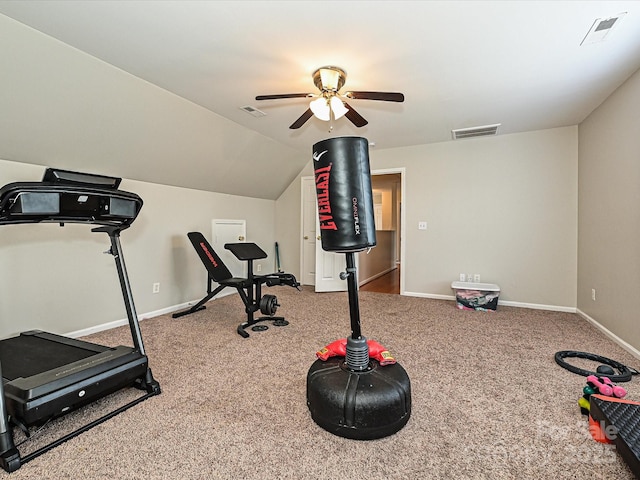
[{"left": 4, "top": 286, "right": 640, "bottom": 479}]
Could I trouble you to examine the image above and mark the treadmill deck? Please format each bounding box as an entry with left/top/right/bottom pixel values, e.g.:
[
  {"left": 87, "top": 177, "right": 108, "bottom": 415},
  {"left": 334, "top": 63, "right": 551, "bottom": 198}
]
[{"left": 1, "top": 331, "right": 148, "bottom": 426}]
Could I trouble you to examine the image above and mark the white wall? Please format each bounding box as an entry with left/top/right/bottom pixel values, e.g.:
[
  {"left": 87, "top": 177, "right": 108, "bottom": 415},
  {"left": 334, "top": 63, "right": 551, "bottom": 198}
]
[
  {"left": 578, "top": 66, "right": 640, "bottom": 350},
  {"left": 0, "top": 159, "right": 276, "bottom": 339},
  {"left": 0, "top": 125, "right": 582, "bottom": 341},
  {"left": 0, "top": 12, "right": 291, "bottom": 341},
  {"left": 274, "top": 175, "right": 303, "bottom": 275},
  {"left": 276, "top": 127, "right": 578, "bottom": 310},
  {"left": 0, "top": 13, "right": 303, "bottom": 201}
]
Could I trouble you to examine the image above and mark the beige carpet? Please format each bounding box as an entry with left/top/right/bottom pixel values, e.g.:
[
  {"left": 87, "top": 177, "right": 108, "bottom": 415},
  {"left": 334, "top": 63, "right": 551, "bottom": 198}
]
[{"left": 5, "top": 286, "right": 640, "bottom": 479}]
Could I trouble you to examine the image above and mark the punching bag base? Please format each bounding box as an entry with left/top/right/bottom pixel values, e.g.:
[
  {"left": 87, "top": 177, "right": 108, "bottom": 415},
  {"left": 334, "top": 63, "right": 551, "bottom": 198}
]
[{"left": 306, "top": 357, "right": 411, "bottom": 440}]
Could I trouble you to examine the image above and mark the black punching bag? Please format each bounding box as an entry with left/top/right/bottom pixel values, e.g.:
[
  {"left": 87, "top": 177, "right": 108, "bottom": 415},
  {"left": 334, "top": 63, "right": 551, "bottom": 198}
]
[
  {"left": 312, "top": 137, "right": 376, "bottom": 253},
  {"left": 307, "top": 136, "right": 411, "bottom": 440}
]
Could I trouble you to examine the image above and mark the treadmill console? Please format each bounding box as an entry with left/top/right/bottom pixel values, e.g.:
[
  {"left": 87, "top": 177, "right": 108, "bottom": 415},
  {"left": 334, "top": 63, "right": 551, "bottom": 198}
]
[{"left": 0, "top": 168, "right": 142, "bottom": 227}]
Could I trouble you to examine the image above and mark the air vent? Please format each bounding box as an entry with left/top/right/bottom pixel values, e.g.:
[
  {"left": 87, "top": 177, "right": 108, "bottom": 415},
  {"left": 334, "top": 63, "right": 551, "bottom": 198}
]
[
  {"left": 581, "top": 12, "right": 626, "bottom": 45},
  {"left": 240, "top": 105, "right": 266, "bottom": 117},
  {"left": 451, "top": 124, "right": 501, "bottom": 140}
]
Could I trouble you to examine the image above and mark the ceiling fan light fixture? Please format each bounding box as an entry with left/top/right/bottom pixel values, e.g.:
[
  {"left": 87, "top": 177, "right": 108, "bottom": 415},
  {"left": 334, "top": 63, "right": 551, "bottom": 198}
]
[
  {"left": 330, "top": 96, "right": 348, "bottom": 120},
  {"left": 320, "top": 68, "right": 340, "bottom": 90},
  {"left": 310, "top": 97, "right": 331, "bottom": 121},
  {"left": 257, "top": 65, "right": 402, "bottom": 129},
  {"left": 313, "top": 66, "right": 346, "bottom": 92}
]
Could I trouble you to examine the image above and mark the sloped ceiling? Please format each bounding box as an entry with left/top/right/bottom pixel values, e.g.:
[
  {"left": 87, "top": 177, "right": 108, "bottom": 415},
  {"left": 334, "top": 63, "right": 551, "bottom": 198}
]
[{"left": 1, "top": 1, "right": 640, "bottom": 199}]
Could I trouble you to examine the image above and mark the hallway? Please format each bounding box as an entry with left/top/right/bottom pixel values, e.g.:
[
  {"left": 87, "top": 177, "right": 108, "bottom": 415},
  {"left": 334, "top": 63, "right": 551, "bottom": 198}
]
[{"left": 360, "top": 267, "right": 400, "bottom": 294}]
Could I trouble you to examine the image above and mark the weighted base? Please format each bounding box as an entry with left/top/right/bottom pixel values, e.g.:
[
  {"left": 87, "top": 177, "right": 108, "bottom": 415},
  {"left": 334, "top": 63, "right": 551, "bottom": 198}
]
[{"left": 306, "top": 357, "right": 411, "bottom": 440}]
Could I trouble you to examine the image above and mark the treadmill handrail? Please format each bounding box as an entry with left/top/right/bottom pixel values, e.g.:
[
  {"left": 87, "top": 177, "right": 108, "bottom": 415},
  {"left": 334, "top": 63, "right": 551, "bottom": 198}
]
[{"left": 0, "top": 182, "right": 143, "bottom": 228}]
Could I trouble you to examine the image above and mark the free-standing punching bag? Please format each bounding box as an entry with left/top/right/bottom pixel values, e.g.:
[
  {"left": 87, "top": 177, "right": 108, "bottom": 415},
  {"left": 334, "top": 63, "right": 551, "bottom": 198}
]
[
  {"left": 306, "top": 137, "right": 411, "bottom": 440},
  {"left": 313, "top": 136, "right": 376, "bottom": 253}
]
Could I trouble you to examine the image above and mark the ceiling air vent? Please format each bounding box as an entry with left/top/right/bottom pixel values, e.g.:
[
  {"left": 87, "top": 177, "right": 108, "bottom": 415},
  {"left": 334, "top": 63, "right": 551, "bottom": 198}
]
[
  {"left": 240, "top": 105, "right": 266, "bottom": 117},
  {"left": 451, "top": 123, "right": 501, "bottom": 140},
  {"left": 580, "top": 12, "right": 626, "bottom": 45}
]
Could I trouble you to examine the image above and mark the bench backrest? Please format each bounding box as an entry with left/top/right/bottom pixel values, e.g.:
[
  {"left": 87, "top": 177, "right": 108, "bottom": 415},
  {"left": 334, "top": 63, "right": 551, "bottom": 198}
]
[{"left": 187, "top": 231, "right": 233, "bottom": 282}]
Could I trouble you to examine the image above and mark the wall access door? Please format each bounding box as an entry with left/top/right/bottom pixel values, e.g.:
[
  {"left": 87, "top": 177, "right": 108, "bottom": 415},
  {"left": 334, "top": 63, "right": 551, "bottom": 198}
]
[{"left": 211, "top": 219, "right": 247, "bottom": 277}]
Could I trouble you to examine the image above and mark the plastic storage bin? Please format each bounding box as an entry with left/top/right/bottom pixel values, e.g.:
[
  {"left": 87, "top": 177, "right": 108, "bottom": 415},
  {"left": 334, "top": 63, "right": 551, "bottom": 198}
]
[{"left": 451, "top": 281, "right": 500, "bottom": 311}]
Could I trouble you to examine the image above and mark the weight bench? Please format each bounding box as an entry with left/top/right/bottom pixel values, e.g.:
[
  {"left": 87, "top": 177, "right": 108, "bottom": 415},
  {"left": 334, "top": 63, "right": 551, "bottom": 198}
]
[{"left": 172, "top": 232, "right": 300, "bottom": 337}]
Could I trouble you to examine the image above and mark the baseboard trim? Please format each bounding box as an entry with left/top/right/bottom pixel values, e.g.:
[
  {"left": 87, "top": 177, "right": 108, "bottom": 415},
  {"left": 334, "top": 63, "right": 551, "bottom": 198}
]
[
  {"left": 403, "top": 291, "right": 452, "bottom": 301},
  {"left": 65, "top": 290, "right": 235, "bottom": 339},
  {"left": 67, "top": 288, "right": 584, "bottom": 340},
  {"left": 402, "top": 291, "right": 576, "bottom": 313},
  {"left": 402, "top": 292, "right": 639, "bottom": 358},
  {"left": 576, "top": 309, "right": 640, "bottom": 360},
  {"left": 65, "top": 303, "right": 186, "bottom": 338},
  {"left": 498, "top": 300, "right": 576, "bottom": 313}
]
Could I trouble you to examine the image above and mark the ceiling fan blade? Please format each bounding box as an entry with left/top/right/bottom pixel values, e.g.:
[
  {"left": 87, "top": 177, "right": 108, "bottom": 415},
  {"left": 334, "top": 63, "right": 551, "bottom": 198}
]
[
  {"left": 289, "top": 108, "right": 314, "bottom": 129},
  {"left": 256, "top": 93, "right": 313, "bottom": 100},
  {"left": 344, "top": 91, "right": 405, "bottom": 102},
  {"left": 343, "top": 102, "right": 368, "bottom": 128}
]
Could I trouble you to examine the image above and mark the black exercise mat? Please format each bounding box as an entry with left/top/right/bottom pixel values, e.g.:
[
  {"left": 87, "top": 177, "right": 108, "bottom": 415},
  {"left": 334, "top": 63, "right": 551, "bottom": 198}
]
[{"left": 590, "top": 394, "right": 640, "bottom": 478}]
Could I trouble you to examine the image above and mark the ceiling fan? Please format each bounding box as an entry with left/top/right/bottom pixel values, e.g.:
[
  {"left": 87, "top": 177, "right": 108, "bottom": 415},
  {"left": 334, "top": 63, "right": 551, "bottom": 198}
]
[{"left": 255, "top": 66, "right": 404, "bottom": 129}]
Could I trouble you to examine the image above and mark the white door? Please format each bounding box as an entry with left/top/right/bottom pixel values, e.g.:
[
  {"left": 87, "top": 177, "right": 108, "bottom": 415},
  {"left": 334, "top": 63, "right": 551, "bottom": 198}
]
[
  {"left": 314, "top": 246, "right": 348, "bottom": 292},
  {"left": 301, "top": 177, "right": 317, "bottom": 286},
  {"left": 300, "top": 177, "right": 348, "bottom": 293},
  {"left": 212, "top": 219, "right": 246, "bottom": 277}
]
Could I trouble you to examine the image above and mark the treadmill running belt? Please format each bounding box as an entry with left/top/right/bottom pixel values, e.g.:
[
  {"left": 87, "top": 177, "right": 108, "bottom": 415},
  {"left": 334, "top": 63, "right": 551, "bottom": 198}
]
[{"left": 0, "top": 334, "right": 107, "bottom": 381}]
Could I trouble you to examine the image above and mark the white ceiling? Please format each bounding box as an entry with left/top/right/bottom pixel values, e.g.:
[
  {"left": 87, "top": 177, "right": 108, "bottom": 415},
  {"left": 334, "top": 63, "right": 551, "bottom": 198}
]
[{"left": 1, "top": 1, "right": 640, "bottom": 199}]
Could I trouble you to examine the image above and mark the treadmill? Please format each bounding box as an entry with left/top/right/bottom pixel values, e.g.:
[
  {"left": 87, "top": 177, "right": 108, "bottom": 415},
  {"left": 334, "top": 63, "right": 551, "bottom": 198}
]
[{"left": 0, "top": 168, "right": 161, "bottom": 473}]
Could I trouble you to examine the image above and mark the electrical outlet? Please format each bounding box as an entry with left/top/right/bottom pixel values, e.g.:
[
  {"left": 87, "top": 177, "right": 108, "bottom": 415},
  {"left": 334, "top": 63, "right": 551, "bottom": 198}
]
[
  {"left": 153, "top": 282, "right": 160, "bottom": 294},
  {"left": 418, "top": 221, "right": 427, "bottom": 230},
  {"left": 473, "top": 274, "right": 481, "bottom": 283},
  {"left": 591, "top": 288, "right": 596, "bottom": 301},
  {"left": 467, "top": 274, "right": 473, "bottom": 283},
  {"left": 459, "top": 273, "right": 465, "bottom": 282}
]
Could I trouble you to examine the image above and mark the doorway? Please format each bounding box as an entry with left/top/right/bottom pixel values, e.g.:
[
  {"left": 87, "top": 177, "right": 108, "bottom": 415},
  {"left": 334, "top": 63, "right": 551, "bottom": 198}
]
[
  {"left": 359, "top": 267, "right": 401, "bottom": 294},
  {"left": 358, "top": 172, "right": 402, "bottom": 294},
  {"left": 300, "top": 168, "right": 405, "bottom": 294}
]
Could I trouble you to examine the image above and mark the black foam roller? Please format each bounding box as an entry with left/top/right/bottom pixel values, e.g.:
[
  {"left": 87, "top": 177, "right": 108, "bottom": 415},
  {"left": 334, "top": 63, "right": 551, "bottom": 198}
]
[{"left": 312, "top": 137, "right": 376, "bottom": 252}]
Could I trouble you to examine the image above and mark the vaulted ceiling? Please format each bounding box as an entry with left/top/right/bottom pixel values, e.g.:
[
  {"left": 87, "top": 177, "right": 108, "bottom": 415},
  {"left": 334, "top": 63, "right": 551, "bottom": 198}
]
[{"left": 1, "top": 1, "right": 639, "bottom": 199}]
